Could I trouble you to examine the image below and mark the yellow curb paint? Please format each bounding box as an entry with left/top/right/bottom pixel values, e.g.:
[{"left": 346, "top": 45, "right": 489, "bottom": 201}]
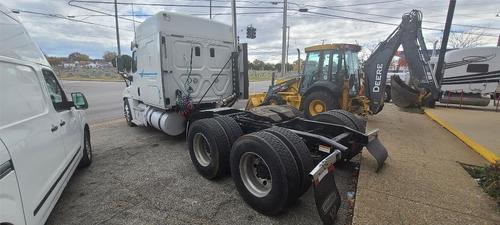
[{"left": 424, "top": 110, "right": 500, "bottom": 164}]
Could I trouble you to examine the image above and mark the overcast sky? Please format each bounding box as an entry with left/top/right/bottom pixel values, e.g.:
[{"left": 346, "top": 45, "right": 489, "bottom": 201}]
[{"left": 3, "top": 0, "right": 500, "bottom": 62}]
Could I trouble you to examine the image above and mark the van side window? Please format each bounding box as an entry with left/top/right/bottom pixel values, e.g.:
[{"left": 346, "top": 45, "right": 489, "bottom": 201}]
[
  {"left": 195, "top": 46, "right": 200, "bottom": 57},
  {"left": 42, "top": 70, "right": 68, "bottom": 112},
  {"left": 466, "top": 64, "right": 489, "bottom": 73},
  {"left": 210, "top": 48, "right": 215, "bottom": 57},
  {"left": 0, "top": 62, "right": 46, "bottom": 127}
]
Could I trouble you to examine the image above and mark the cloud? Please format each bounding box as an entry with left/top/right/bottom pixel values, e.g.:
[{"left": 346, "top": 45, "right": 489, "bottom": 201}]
[{"left": 3, "top": 0, "right": 499, "bottom": 61}]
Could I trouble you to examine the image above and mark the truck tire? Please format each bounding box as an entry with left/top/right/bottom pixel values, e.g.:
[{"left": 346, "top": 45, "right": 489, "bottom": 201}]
[
  {"left": 263, "top": 94, "right": 286, "bottom": 105},
  {"left": 263, "top": 127, "right": 313, "bottom": 198},
  {"left": 384, "top": 86, "right": 392, "bottom": 102},
  {"left": 78, "top": 127, "right": 92, "bottom": 168},
  {"left": 230, "top": 131, "right": 300, "bottom": 215},
  {"left": 123, "top": 98, "right": 136, "bottom": 127},
  {"left": 302, "top": 91, "right": 340, "bottom": 119},
  {"left": 314, "top": 111, "right": 363, "bottom": 161},
  {"left": 331, "top": 110, "right": 367, "bottom": 133},
  {"left": 188, "top": 118, "right": 231, "bottom": 179},
  {"left": 214, "top": 116, "right": 243, "bottom": 145}
]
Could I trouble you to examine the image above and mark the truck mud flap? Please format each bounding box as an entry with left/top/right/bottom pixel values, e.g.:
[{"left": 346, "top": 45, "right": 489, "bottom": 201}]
[
  {"left": 391, "top": 75, "right": 420, "bottom": 108},
  {"left": 365, "top": 129, "right": 388, "bottom": 171},
  {"left": 310, "top": 150, "right": 342, "bottom": 225}
]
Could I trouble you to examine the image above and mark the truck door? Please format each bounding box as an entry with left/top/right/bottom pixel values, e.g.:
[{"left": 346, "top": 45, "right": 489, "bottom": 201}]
[
  {"left": 134, "top": 33, "right": 164, "bottom": 108},
  {"left": 0, "top": 139, "right": 26, "bottom": 225},
  {"left": 0, "top": 61, "right": 68, "bottom": 225}
]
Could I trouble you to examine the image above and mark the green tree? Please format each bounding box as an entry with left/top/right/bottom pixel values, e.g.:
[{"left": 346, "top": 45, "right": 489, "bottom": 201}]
[
  {"left": 68, "top": 52, "right": 90, "bottom": 62},
  {"left": 103, "top": 51, "right": 118, "bottom": 62}
]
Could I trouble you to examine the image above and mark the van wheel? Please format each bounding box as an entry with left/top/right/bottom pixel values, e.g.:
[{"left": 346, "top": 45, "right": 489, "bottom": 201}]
[
  {"left": 79, "top": 128, "right": 92, "bottom": 168},
  {"left": 230, "top": 131, "right": 300, "bottom": 215},
  {"left": 188, "top": 118, "right": 231, "bottom": 179},
  {"left": 123, "top": 98, "right": 136, "bottom": 127}
]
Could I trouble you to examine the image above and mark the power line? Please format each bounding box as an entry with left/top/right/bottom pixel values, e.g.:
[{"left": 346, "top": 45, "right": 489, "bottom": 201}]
[
  {"left": 304, "top": 10, "right": 498, "bottom": 37},
  {"left": 69, "top": 0, "right": 282, "bottom": 9},
  {"left": 14, "top": 9, "right": 133, "bottom": 32},
  {"left": 288, "top": 1, "right": 500, "bottom": 31}
]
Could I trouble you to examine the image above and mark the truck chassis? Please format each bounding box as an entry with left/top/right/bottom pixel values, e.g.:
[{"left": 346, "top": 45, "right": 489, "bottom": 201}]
[{"left": 186, "top": 105, "right": 388, "bottom": 224}]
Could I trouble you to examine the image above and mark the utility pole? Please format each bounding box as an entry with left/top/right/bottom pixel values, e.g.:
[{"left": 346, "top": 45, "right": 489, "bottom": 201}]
[
  {"left": 286, "top": 26, "right": 290, "bottom": 74},
  {"left": 435, "top": 0, "right": 456, "bottom": 84},
  {"left": 497, "top": 34, "right": 499, "bottom": 46},
  {"left": 281, "top": 0, "right": 287, "bottom": 77},
  {"left": 231, "top": 0, "right": 237, "bottom": 50},
  {"left": 210, "top": 0, "right": 212, "bottom": 19},
  {"left": 114, "top": 0, "right": 121, "bottom": 72}
]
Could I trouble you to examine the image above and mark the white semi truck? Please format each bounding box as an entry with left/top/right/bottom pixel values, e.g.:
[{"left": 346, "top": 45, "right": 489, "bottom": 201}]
[{"left": 118, "top": 11, "right": 388, "bottom": 224}]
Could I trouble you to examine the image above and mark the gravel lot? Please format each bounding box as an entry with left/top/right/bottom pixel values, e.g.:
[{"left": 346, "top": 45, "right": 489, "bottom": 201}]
[{"left": 46, "top": 119, "right": 359, "bottom": 225}]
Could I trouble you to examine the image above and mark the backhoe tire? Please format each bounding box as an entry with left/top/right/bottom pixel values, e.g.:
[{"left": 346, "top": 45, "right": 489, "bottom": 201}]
[
  {"left": 314, "top": 111, "right": 363, "bottom": 161},
  {"left": 384, "top": 86, "right": 392, "bottom": 102},
  {"left": 123, "top": 98, "right": 136, "bottom": 127},
  {"left": 230, "top": 131, "right": 300, "bottom": 215},
  {"left": 263, "top": 127, "right": 313, "bottom": 198},
  {"left": 302, "top": 91, "right": 340, "bottom": 119},
  {"left": 214, "top": 116, "right": 243, "bottom": 145},
  {"left": 188, "top": 118, "right": 231, "bottom": 179},
  {"left": 263, "top": 94, "right": 286, "bottom": 105}
]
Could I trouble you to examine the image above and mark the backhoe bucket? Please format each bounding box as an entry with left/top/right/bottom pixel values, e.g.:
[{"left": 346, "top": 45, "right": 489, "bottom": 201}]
[{"left": 390, "top": 75, "right": 420, "bottom": 108}]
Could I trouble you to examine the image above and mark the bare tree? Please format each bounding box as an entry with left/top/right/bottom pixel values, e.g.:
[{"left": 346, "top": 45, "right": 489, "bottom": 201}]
[{"left": 449, "top": 29, "right": 485, "bottom": 49}]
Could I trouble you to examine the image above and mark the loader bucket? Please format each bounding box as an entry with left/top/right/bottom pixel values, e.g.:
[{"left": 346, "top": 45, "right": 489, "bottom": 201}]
[{"left": 390, "top": 75, "right": 420, "bottom": 108}]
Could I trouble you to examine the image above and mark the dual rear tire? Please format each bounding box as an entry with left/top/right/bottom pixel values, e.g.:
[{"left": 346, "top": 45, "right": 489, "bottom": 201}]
[{"left": 187, "top": 116, "right": 313, "bottom": 215}]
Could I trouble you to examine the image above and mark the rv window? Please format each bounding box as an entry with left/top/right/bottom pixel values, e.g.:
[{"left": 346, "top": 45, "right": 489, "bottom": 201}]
[
  {"left": 195, "top": 46, "right": 200, "bottom": 57},
  {"left": 210, "top": 48, "right": 215, "bottom": 57},
  {"left": 466, "top": 64, "right": 488, "bottom": 73}
]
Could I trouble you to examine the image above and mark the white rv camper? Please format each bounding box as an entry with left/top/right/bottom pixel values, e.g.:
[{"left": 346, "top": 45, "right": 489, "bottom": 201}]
[{"left": 434, "top": 47, "right": 500, "bottom": 106}]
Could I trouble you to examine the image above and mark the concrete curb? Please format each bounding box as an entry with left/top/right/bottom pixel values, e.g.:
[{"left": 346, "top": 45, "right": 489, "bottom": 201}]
[{"left": 424, "top": 110, "right": 499, "bottom": 164}]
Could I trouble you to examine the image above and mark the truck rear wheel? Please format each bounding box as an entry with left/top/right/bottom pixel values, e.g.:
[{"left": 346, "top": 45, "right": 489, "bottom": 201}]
[
  {"left": 302, "top": 91, "right": 340, "bottom": 118},
  {"left": 188, "top": 118, "right": 231, "bottom": 179},
  {"left": 332, "top": 110, "right": 366, "bottom": 133},
  {"left": 263, "top": 127, "right": 313, "bottom": 198},
  {"left": 314, "top": 110, "right": 364, "bottom": 161},
  {"left": 230, "top": 131, "right": 300, "bottom": 215},
  {"left": 214, "top": 116, "right": 243, "bottom": 145}
]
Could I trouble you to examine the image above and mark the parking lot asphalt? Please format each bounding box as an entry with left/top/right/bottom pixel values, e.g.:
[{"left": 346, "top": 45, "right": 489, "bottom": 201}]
[{"left": 46, "top": 118, "right": 359, "bottom": 225}]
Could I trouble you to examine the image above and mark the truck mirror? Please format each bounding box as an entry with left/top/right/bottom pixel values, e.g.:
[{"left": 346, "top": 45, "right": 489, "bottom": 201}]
[{"left": 114, "top": 55, "right": 133, "bottom": 73}]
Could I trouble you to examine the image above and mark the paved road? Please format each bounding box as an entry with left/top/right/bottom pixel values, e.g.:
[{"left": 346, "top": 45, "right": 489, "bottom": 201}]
[
  {"left": 61, "top": 80, "right": 272, "bottom": 124},
  {"left": 62, "top": 81, "right": 126, "bottom": 124}
]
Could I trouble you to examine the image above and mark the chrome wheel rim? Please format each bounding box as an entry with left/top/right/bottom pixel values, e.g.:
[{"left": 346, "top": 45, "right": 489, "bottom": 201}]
[
  {"left": 193, "top": 133, "right": 211, "bottom": 167},
  {"left": 239, "top": 152, "right": 272, "bottom": 197}
]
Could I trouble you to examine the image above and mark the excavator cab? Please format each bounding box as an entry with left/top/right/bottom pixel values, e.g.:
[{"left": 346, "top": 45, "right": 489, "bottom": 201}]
[
  {"left": 300, "top": 44, "right": 361, "bottom": 97},
  {"left": 245, "top": 43, "right": 368, "bottom": 118}
]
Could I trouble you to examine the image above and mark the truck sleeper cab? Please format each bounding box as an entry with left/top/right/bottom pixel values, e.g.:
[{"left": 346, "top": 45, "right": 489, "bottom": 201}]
[{"left": 0, "top": 5, "right": 92, "bottom": 225}]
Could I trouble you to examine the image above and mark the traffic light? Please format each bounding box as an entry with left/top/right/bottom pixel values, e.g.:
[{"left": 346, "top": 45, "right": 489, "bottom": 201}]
[{"left": 246, "top": 25, "right": 256, "bottom": 39}]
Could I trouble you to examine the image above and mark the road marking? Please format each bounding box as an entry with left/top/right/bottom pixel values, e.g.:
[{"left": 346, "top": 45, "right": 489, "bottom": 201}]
[{"left": 424, "top": 110, "right": 499, "bottom": 164}]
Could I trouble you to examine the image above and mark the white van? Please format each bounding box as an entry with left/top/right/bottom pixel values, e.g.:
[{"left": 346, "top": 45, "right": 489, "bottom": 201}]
[{"left": 0, "top": 5, "right": 92, "bottom": 225}]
